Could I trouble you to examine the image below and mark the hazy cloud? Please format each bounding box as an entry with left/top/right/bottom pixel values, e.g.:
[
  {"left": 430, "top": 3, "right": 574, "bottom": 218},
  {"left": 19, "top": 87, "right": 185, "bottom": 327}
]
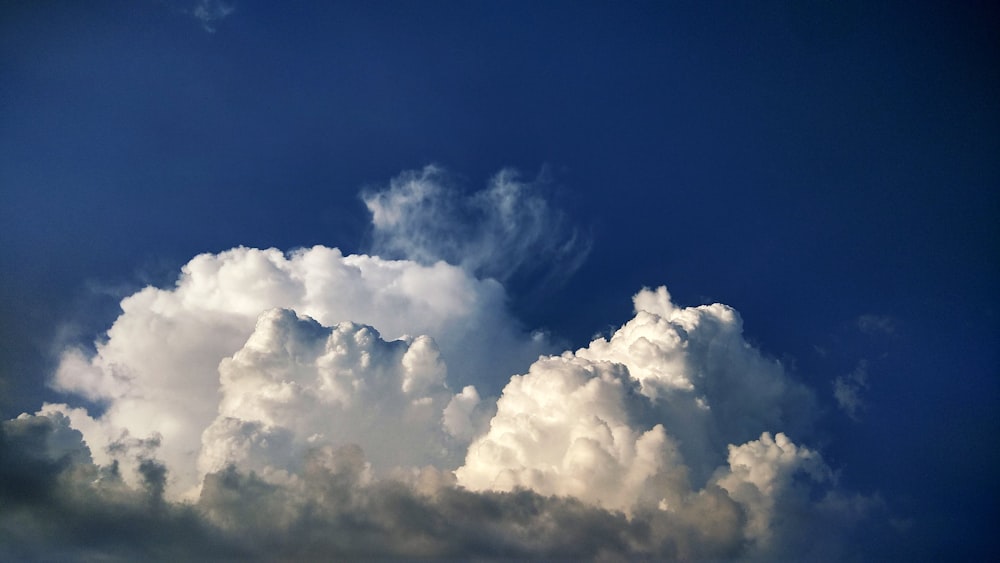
[
  {"left": 160, "top": 0, "right": 236, "bottom": 32},
  {"left": 192, "top": 0, "right": 236, "bottom": 32},
  {"left": 834, "top": 360, "right": 870, "bottom": 421},
  {"left": 857, "top": 314, "right": 896, "bottom": 336},
  {"left": 362, "top": 165, "right": 591, "bottom": 286}
]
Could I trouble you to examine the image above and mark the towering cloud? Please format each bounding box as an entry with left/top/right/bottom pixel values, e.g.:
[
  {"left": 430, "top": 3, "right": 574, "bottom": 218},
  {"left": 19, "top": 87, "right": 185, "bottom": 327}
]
[
  {"left": 198, "top": 308, "right": 481, "bottom": 480},
  {"left": 458, "top": 287, "right": 817, "bottom": 504},
  {"left": 47, "top": 245, "right": 548, "bottom": 497},
  {"left": 3, "top": 168, "right": 882, "bottom": 559},
  {"left": 455, "top": 286, "right": 843, "bottom": 554}
]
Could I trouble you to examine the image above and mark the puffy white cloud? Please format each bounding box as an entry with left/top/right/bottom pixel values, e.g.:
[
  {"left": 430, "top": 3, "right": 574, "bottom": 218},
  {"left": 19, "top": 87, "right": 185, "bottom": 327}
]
[
  {"left": 49, "top": 245, "right": 549, "bottom": 497},
  {"left": 713, "top": 431, "right": 831, "bottom": 546},
  {"left": 362, "top": 165, "right": 590, "bottom": 286},
  {"left": 456, "top": 354, "right": 690, "bottom": 513},
  {"left": 7, "top": 280, "right": 884, "bottom": 560},
  {"left": 449, "top": 286, "right": 892, "bottom": 558},
  {"left": 8, "top": 167, "right": 885, "bottom": 558},
  {"left": 583, "top": 287, "right": 817, "bottom": 483},
  {"left": 198, "top": 307, "right": 480, "bottom": 480},
  {"left": 458, "top": 286, "right": 818, "bottom": 510}
]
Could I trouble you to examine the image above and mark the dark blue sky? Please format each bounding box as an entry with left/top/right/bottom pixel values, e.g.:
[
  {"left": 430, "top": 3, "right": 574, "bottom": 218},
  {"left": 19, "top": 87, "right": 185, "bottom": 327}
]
[{"left": 2, "top": 1, "right": 998, "bottom": 559}]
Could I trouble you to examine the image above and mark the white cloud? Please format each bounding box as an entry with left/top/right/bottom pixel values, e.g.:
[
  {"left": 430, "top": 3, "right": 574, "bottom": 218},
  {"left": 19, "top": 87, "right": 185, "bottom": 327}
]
[
  {"left": 539, "top": 286, "right": 813, "bottom": 486},
  {"left": 198, "top": 307, "right": 479, "bottom": 480},
  {"left": 456, "top": 286, "right": 825, "bottom": 539},
  {"left": 11, "top": 280, "right": 881, "bottom": 559},
  {"left": 5, "top": 168, "right": 886, "bottom": 559},
  {"left": 48, "top": 245, "right": 550, "bottom": 497},
  {"left": 456, "top": 353, "right": 689, "bottom": 513},
  {"left": 713, "top": 431, "right": 831, "bottom": 545}
]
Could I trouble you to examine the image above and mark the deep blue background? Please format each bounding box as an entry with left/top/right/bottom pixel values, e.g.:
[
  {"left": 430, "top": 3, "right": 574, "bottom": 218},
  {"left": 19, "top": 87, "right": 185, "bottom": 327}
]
[{"left": 2, "top": 1, "right": 997, "bottom": 558}]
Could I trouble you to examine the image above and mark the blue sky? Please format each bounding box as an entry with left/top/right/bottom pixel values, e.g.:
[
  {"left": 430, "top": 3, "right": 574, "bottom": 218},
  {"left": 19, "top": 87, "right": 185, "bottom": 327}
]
[{"left": 1, "top": 1, "right": 997, "bottom": 560}]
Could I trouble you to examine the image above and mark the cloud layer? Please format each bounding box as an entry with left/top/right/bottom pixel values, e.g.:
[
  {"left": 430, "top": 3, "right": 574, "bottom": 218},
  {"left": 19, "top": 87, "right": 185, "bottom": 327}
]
[{"left": 4, "top": 397, "right": 874, "bottom": 561}]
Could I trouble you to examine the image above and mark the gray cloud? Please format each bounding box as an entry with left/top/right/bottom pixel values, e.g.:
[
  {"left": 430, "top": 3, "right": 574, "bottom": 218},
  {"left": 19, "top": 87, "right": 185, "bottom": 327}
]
[
  {"left": 1, "top": 413, "right": 880, "bottom": 561},
  {"left": 0, "top": 413, "right": 244, "bottom": 561}
]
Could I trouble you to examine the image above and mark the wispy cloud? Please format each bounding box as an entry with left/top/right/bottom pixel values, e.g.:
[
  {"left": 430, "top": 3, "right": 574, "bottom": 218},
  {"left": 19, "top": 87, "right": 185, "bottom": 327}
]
[
  {"left": 857, "top": 314, "right": 896, "bottom": 336},
  {"left": 190, "top": 0, "right": 236, "bottom": 33},
  {"left": 834, "top": 360, "right": 870, "bottom": 421},
  {"left": 362, "top": 165, "right": 591, "bottom": 288}
]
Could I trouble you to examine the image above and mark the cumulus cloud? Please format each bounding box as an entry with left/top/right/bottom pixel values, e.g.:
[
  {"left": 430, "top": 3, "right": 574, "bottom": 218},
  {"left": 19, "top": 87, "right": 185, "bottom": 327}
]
[
  {"left": 47, "top": 245, "right": 548, "bottom": 497},
  {"left": 362, "top": 165, "right": 590, "bottom": 286},
  {"left": 458, "top": 286, "right": 817, "bottom": 500},
  {"left": 456, "top": 286, "right": 846, "bottom": 554},
  {"left": 714, "top": 431, "right": 831, "bottom": 544},
  {"left": 1, "top": 409, "right": 878, "bottom": 561},
  {"left": 457, "top": 354, "right": 688, "bottom": 513},
  {"left": 2, "top": 168, "right": 886, "bottom": 559},
  {"left": 198, "top": 308, "right": 486, "bottom": 480}
]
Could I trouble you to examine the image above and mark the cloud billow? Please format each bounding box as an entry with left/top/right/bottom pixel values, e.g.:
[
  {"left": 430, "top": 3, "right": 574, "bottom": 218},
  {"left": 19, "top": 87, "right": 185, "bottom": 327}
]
[
  {"left": 45, "top": 243, "right": 548, "bottom": 498},
  {"left": 1, "top": 167, "right": 882, "bottom": 560}
]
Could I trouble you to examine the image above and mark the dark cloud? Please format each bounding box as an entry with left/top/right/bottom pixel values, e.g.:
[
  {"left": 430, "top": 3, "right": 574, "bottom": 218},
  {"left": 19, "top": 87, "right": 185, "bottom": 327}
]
[
  {"left": 1, "top": 412, "right": 886, "bottom": 561},
  {"left": 0, "top": 413, "right": 244, "bottom": 561}
]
